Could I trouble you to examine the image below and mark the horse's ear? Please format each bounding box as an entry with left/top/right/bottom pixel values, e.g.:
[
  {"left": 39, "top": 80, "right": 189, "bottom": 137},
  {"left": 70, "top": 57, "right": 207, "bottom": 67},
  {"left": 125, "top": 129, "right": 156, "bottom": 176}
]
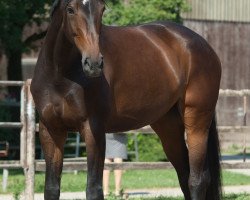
[{"left": 50, "top": 0, "right": 61, "bottom": 18}]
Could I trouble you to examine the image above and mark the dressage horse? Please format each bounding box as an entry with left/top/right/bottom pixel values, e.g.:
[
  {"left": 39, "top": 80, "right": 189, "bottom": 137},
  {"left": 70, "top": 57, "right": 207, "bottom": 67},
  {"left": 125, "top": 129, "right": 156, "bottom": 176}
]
[{"left": 31, "top": 0, "right": 222, "bottom": 199}]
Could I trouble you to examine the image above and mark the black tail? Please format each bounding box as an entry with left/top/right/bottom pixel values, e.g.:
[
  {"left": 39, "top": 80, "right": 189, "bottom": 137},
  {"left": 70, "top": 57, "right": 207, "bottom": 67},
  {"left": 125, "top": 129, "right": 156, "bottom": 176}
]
[{"left": 206, "top": 116, "right": 222, "bottom": 200}]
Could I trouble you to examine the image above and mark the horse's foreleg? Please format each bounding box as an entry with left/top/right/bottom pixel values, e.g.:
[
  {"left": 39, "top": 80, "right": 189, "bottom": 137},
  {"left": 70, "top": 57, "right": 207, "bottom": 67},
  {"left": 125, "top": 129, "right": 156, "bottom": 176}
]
[
  {"left": 151, "top": 106, "right": 191, "bottom": 200},
  {"left": 39, "top": 122, "right": 67, "bottom": 200},
  {"left": 184, "top": 108, "right": 213, "bottom": 200},
  {"left": 80, "top": 119, "right": 105, "bottom": 200}
]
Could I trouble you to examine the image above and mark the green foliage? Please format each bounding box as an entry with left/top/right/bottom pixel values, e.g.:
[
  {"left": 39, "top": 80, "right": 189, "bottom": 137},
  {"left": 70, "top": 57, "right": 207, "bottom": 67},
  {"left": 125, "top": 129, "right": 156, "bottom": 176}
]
[
  {"left": 103, "top": 0, "right": 189, "bottom": 26},
  {"left": 0, "top": 0, "right": 49, "bottom": 55},
  {"left": 127, "top": 134, "right": 167, "bottom": 162},
  {"left": 0, "top": 0, "right": 49, "bottom": 82}
]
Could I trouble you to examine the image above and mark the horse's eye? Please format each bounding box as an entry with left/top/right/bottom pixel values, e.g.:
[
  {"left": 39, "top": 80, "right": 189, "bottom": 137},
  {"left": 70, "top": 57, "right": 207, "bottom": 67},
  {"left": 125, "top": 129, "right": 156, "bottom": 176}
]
[{"left": 67, "top": 7, "right": 75, "bottom": 15}]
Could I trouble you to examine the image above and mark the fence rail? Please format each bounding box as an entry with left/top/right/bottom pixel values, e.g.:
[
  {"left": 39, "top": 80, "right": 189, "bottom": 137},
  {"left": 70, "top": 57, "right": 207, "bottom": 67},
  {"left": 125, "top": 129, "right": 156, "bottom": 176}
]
[
  {"left": 0, "top": 122, "right": 22, "bottom": 128},
  {"left": 219, "top": 89, "right": 250, "bottom": 96},
  {"left": 0, "top": 80, "right": 24, "bottom": 87},
  {"left": 0, "top": 161, "right": 22, "bottom": 169},
  {"left": 34, "top": 161, "right": 250, "bottom": 172},
  {"left": 0, "top": 80, "right": 249, "bottom": 200}
]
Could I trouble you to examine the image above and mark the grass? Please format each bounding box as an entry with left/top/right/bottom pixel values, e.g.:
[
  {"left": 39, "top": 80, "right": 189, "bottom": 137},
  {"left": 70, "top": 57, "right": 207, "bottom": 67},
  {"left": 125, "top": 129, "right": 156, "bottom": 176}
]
[
  {"left": 0, "top": 169, "right": 250, "bottom": 194},
  {"left": 222, "top": 144, "right": 250, "bottom": 155},
  {"left": 222, "top": 193, "right": 250, "bottom": 200},
  {"left": 103, "top": 193, "right": 250, "bottom": 200},
  {"left": 126, "top": 194, "right": 250, "bottom": 200}
]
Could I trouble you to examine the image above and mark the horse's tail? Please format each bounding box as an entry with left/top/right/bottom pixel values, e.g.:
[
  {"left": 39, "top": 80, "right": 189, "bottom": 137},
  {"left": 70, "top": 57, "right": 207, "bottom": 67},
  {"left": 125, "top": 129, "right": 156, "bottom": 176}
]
[{"left": 206, "top": 115, "right": 222, "bottom": 200}]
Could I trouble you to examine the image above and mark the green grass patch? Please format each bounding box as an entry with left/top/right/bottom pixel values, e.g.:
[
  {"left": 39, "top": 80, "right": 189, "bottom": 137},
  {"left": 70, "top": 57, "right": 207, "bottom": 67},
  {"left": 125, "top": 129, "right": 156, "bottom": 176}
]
[
  {"left": 0, "top": 169, "right": 250, "bottom": 194},
  {"left": 104, "top": 193, "right": 250, "bottom": 200},
  {"left": 222, "top": 144, "right": 250, "bottom": 155},
  {"left": 121, "top": 169, "right": 179, "bottom": 189},
  {"left": 142, "top": 193, "right": 250, "bottom": 200},
  {"left": 223, "top": 171, "right": 250, "bottom": 186},
  {"left": 222, "top": 193, "right": 250, "bottom": 200}
]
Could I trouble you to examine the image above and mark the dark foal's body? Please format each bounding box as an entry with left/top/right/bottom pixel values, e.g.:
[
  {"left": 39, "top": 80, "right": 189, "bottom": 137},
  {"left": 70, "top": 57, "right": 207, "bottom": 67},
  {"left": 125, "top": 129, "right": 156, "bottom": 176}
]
[{"left": 31, "top": 10, "right": 221, "bottom": 200}]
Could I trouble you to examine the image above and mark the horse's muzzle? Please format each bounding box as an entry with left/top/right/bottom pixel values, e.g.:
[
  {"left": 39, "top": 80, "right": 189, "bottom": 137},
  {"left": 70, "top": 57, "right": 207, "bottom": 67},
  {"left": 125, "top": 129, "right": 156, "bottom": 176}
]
[{"left": 82, "top": 56, "right": 104, "bottom": 77}]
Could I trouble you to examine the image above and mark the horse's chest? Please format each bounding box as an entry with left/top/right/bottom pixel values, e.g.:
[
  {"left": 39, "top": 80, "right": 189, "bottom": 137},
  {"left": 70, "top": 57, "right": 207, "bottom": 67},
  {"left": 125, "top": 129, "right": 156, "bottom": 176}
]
[{"left": 38, "top": 90, "right": 87, "bottom": 129}]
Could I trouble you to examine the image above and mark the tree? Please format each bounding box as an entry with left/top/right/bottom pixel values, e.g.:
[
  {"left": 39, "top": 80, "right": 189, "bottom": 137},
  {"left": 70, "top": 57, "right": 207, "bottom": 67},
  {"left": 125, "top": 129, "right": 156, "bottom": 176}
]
[
  {"left": 0, "top": 0, "right": 49, "bottom": 84},
  {"left": 103, "top": 0, "right": 189, "bottom": 26}
]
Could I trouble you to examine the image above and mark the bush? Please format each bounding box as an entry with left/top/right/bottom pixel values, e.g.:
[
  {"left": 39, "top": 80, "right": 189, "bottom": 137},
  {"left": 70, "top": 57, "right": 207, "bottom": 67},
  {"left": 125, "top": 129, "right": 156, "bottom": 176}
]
[
  {"left": 103, "top": 0, "right": 189, "bottom": 26},
  {"left": 127, "top": 133, "right": 167, "bottom": 162}
]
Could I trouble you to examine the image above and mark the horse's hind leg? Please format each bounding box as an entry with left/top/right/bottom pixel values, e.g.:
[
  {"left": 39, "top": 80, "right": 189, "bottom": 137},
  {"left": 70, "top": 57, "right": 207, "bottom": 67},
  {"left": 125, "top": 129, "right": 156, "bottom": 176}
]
[
  {"left": 39, "top": 122, "right": 67, "bottom": 200},
  {"left": 184, "top": 107, "right": 214, "bottom": 200},
  {"left": 151, "top": 105, "right": 191, "bottom": 200}
]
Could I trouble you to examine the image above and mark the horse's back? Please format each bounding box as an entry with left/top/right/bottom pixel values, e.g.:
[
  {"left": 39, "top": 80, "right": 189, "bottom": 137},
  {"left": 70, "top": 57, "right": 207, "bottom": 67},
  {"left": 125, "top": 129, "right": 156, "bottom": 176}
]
[{"left": 102, "top": 21, "right": 221, "bottom": 81}]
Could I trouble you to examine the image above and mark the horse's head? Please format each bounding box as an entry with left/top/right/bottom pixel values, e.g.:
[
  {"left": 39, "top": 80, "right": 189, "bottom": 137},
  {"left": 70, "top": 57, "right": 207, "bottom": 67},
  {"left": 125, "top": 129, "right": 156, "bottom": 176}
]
[{"left": 53, "top": 0, "right": 105, "bottom": 77}]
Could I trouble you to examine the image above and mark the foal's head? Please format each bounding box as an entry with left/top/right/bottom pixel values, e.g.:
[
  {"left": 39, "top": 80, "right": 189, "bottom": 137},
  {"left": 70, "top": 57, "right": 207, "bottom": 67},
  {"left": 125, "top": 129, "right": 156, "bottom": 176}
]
[{"left": 53, "top": 0, "right": 105, "bottom": 77}]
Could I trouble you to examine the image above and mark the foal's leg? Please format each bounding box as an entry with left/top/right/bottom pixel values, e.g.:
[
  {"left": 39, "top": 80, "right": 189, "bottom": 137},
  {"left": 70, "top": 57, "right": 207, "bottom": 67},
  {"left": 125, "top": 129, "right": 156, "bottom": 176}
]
[
  {"left": 80, "top": 119, "right": 106, "bottom": 200},
  {"left": 39, "top": 122, "right": 67, "bottom": 200},
  {"left": 151, "top": 106, "right": 191, "bottom": 200},
  {"left": 184, "top": 108, "right": 213, "bottom": 200}
]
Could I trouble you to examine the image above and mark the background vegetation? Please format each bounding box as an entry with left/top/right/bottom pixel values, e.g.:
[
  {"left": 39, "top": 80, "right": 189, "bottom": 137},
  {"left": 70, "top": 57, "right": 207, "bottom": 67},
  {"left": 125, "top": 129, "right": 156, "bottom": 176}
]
[
  {"left": 127, "top": 134, "right": 167, "bottom": 162},
  {"left": 0, "top": 0, "right": 49, "bottom": 82},
  {"left": 103, "top": 0, "right": 189, "bottom": 25}
]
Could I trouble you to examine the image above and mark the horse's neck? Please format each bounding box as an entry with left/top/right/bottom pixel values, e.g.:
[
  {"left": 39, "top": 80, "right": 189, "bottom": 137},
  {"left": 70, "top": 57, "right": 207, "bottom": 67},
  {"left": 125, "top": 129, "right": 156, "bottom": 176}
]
[{"left": 42, "top": 14, "right": 74, "bottom": 78}]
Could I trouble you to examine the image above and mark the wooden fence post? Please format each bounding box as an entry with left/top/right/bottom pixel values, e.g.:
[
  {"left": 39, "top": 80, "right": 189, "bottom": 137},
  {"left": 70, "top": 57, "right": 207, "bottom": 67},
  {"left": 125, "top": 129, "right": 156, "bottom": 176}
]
[
  {"left": 243, "top": 96, "right": 247, "bottom": 162},
  {"left": 24, "top": 79, "right": 35, "bottom": 200},
  {"left": 20, "top": 84, "right": 27, "bottom": 167},
  {"left": 2, "top": 168, "right": 8, "bottom": 192}
]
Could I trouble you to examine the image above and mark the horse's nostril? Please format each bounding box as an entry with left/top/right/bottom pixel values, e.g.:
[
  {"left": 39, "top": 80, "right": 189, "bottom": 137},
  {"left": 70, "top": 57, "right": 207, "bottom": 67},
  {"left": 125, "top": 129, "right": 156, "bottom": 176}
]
[
  {"left": 84, "top": 58, "right": 90, "bottom": 66},
  {"left": 83, "top": 57, "right": 103, "bottom": 70}
]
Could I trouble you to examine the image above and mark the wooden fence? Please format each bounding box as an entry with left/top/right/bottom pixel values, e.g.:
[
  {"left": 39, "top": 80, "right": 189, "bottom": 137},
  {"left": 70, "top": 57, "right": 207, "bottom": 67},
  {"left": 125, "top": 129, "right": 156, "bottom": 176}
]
[
  {"left": 0, "top": 80, "right": 249, "bottom": 200},
  {"left": 0, "top": 80, "right": 35, "bottom": 200}
]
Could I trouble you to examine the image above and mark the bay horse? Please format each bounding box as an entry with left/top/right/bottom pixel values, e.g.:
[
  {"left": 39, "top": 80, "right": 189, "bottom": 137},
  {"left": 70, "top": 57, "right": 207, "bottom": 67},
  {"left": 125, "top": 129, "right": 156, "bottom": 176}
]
[{"left": 31, "top": 0, "right": 222, "bottom": 199}]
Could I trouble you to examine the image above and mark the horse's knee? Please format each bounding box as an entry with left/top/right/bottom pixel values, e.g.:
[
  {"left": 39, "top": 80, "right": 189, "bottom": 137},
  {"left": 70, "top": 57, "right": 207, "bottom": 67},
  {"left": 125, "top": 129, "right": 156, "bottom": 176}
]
[
  {"left": 189, "top": 170, "right": 210, "bottom": 200},
  {"left": 44, "top": 188, "right": 60, "bottom": 200}
]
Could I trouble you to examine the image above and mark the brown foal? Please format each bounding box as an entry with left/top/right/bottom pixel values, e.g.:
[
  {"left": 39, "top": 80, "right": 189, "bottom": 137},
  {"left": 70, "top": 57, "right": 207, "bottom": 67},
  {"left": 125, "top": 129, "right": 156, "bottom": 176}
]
[{"left": 31, "top": 0, "right": 222, "bottom": 200}]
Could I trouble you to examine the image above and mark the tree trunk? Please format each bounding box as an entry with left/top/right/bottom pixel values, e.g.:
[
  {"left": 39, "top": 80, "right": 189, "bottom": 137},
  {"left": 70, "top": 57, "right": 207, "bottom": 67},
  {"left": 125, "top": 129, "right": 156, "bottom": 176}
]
[
  {"left": 7, "top": 49, "right": 22, "bottom": 100},
  {"left": 7, "top": 50, "right": 22, "bottom": 81}
]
